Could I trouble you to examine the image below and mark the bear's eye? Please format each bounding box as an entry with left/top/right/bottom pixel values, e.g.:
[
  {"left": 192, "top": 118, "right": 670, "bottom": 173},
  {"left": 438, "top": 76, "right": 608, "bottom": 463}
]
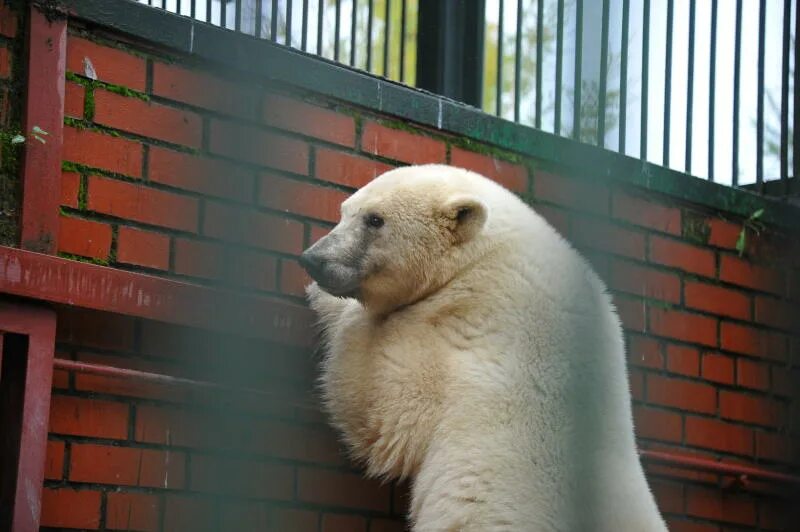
[{"left": 365, "top": 214, "right": 385, "bottom": 229}]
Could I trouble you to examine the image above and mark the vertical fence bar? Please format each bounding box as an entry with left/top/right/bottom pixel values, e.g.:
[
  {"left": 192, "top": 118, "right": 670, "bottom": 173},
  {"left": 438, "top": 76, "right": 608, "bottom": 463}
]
[
  {"left": 554, "top": 0, "right": 564, "bottom": 134},
  {"left": 235, "top": 0, "right": 241, "bottom": 31},
  {"left": 317, "top": 0, "right": 324, "bottom": 54},
  {"left": 177, "top": 0, "right": 181, "bottom": 16},
  {"left": 780, "top": 0, "right": 790, "bottom": 186},
  {"left": 708, "top": 0, "right": 717, "bottom": 181},
  {"left": 301, "top": 0, "right": 309, "bottom": 50},
  {"left": 383, "top": 0, "right": 391, "bottom": 77},
  {"left": 220, "top": 0, "right": 226, "bottom": 28},
  {"left": 335, "top": 0, "right": 341, "bottom": 60},
  {"left": 732, "top": 0, "right": 742, "bottom": 186},
  {"left": 573, "top": 0, "right": 583, "bottom": 141},
  {"left": 400, "top": 0, "right": 407, "bottom": 81},
  {"left": 286, "top": 0, "right": 293, "bottom": 45},
  {"left": 350, "top": 0, "right": 358, "bottom": 66},
  {"left": 535, "top": 0, "right": 543, "bottom": 129},
  {"left": 685, "top": 0, "right": 695, "bottom": 173},
  {"left": 256, "top": 0, "right": 263, "bottom": 38},
  {"left": 367, "top": 0, "right": 374, "bottom": 71},
  {"left": 793, "top": 0, "right": 799, "bottom": 188},
  {"left": 663, "top": 0, "right": 673, "bottom": 166},
  {"left": 497, "top": 0, "right": 505, "bottom": 116},
  {"left": 619, "top": 0, "right": 629, "bottom": 152},
  {"left": 597, "top": 0, "right": 610, "bottom": 146},
  {"left": 272, "top": 0, "right": 279, "bottom": 41},
  {"left": 514, "top": 0, "right": 522, "bottom": 122},
  {"left": 756, "top": 0, "right": 766, "bottom": 187},
  {"left": 190, "top": 0, "right": 195, "bottom": 19},
  {"left": 640, "top": 0, "right": 650, "bottom": 159},
  {"left": 206, "top": 0, "right": 211, "bottom": 23}
]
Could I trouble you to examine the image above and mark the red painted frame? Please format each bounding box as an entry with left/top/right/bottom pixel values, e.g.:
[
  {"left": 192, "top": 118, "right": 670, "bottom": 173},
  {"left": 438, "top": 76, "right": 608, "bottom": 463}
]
[
  {"left": 19, "top": 5, "right": 66, "bottom": 254},
  {"left": 0, "top": 302, "right": 56, "bottom": 532}
]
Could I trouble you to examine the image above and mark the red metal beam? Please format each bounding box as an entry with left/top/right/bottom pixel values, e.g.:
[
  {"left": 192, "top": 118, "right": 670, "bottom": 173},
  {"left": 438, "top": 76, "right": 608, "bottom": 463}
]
[
  {"left": 20, "top": 4, "right": 67, "bottom": 254},
  {"left": 0, "top": 246, "right": 313, "bottom": 347}
]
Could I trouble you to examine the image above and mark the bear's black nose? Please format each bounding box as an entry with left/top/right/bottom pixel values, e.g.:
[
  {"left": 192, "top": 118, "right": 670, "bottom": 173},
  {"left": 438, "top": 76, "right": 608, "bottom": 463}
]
[{"left": 299, "top": 250, "right": 325, "bottom": 280}]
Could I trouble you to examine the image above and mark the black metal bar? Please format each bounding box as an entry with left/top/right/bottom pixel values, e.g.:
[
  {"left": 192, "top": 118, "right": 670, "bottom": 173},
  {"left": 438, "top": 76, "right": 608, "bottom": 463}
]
[
  {"left": 708, "top": 0, "right": 717, "bottom": 181},
  {"left": 255, "top": 0, "right": 263, "bottom": 38},
  {"left": 350, "top": 0, "right": 358, "bottom": 66},
  {"left": 733, "top": 0, "right": 742, "bottom": 186},
  {"left": 780, "top": 0, "right": 790, "bottom": 185},
  {"left": 685, "top": 0, "right": 695, "bottom": 173},
  {"left": 619, "top": 0, "right": 629, "bottom": 152},
  {"left": 640, "top": 0, "right": 650, "bottom": 159},
  {"left": 514, "top": 0, "right": 522, "bottom": 122},
  {"left": 663, "top": 0, "right": 673, "bottom": 166},
  {"left": 317, "top": 0, "right": 323, "bottom": 54},
  {"left": 301, "top": 0, "right": 308, "bottom": 50},
  {"left": 383, "top": 0, "right": 391, "bottom": 77},
  {"left": 334, "top": 0, "right": 341, "bottom": 61},
  {"left": 286, "top": 0, "right": 293, "bottom": 45},
  {"left": 235, "top": 0, "right": 241, "bottom": 31},
  {"left": 573, "top": 0, "right": 583, "bottom": 141},
  {"left": 756, "top": 0, "right": 766, "bottom": 187},
  {"left": 535, "top": 0, "right": 543, "bottom": 129},
  {"left": 496, "top": 0, "right": 504, "bottom": 116},
  {"left": 793, "top": 0, "right": 799, "bottom": 188},
  {"left": 176, "top": 0, "right": 181, "bottom": 16},
  {"left": 597, "top": 0, "right": 610, "bottom": 146},
  {"left": 206, "top": 0, "right": 211, "bottom": 23},
  {"left": 555, "top": 0, "right": 564, "bottom": 135},
  {"left": 400, "top": 0, "right": 407, "bottom": 81},
  {"left": 220, "top": 0, "right": 226, "bottom": 28},
  {"left": 367, "top": 0, "right": 373, "bottom": 71},
  {"left": 190, "top": 0, "right": 195, "bottom": 19},
  {"left": 271, "top": 0, "right": 279, "bottom": 41},
  {"left": 415, "top": 1, "right": 485, "bottom": 107}
]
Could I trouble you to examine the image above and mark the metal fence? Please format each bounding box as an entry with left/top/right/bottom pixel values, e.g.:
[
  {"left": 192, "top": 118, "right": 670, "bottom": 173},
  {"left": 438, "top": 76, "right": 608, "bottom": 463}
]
[{"left": 141, "top": 0, "right": 797, "bottom": 195}]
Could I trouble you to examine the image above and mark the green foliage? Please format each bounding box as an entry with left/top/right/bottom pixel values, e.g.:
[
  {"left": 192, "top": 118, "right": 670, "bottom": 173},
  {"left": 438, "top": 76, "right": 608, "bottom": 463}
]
[{"left": 735, "top": 208, "right": 765, "bottom": 257}]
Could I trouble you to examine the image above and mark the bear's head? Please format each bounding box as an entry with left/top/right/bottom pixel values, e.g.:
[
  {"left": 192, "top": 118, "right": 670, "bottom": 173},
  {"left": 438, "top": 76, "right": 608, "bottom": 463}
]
[{"left": 300, "top": 165, "right": 489, "bottom": 314}]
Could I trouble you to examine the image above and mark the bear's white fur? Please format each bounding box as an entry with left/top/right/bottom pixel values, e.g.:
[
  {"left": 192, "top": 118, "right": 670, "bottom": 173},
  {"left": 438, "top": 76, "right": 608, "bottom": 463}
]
[{"left": 305, "top": 165, "right": 667, "bottom": 531}]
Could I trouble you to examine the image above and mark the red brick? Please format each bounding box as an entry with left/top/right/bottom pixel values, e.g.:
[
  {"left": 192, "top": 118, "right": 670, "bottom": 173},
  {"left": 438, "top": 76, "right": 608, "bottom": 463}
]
[
  {"left": 719, "top": 391, "right": 784, "bottom": 428},
  {"left": 190, "top": 454, "right": 294, "bottom": 500},
  {"left": 41, "top": 488, "right": 101, "bottom": 529},
  {"left": 684, "top": 281, "right": 752, "bottom": 320},
  {"left": 65, "top": 81, "right": 84, "bottom": 118},
  {"left": 210, "top": 119, "right": 309, "bottom": 175},
  {"left": 650, "top": 479, "right": 684, "bottom": 514},
  {"left": 264, "top": 93, "right": 356, "bottom": 147},
  {"left": 45, "top": 440, "right": 65, "bottom": 480},
  {"left": 719, "top": 254, "right": 785, "bottom": 295},
  {"left": 707, "top": 218, "right": 742, "bottom": 250},
  {"left": 534, "top": 171, "right": 609, "bottom": 215},
  {"left": 315, "top": 147, "right": 393, "bottom": 188},
  {"left": 664, "top": 519, "right": 718, "bottom": 532},
  {"left": 106, "top": 492, "right": 160, "bottom": 532},
  {"left": 322, "top": 514, "right": 368, "bottom": 532},
  {"left": 280, "top": 258, "right": 310, "bottom": 297},
  {"left": 583, "top": 250, "right": 610, "bottom": 281},
  {"left": 148, "top": 146, "right": 254, "bottom": 202},
  {"left": 629, "top": 368, "right": 645, "bottom": 400},
  {"left": 759, "top": 499, "right": 795, "bottom": 531},
  {"left": 736, "top": 357, "right": 770, "bottom": 390},
  {"left": 63, "top": 126, "right": 142, "bottom": 177},
  {"left": 70, "top": 443, "right": 186, "bottom": 488},
  {"left": 230, "top": 249, "right": 278, "bottom": 292},
  {"left": 685, "top": 485, "right": 757, "bottom": 525},
  {"left": 720, "top": 322, "right": 787, "bottom": 360},
  {"left": 369, "top": 520, "right": 406, "bottom": 532},
  {"left": 203, "top": 201, "right": 304, "bottom": 255},
  {"left": 648, "top": 307, "right": 718, "bottom": 347},
  {"left": 633, "top": 405, "right": 683, "bottom": 443},
  {"left": 361, "top": 121, "right": 446, "bottom": 164},
  {"left": 61, "top": 171, "right": 80, "bottom": 208},
  {"left": 666, "top": 344, "right": 700, "bottom": 377},
  {"left": 612, "top": 294, "right": 645, "bottom": 332},
  {"left": 163, "top": 495, "right": 218, "bottom": 532},
  {"left": 0, "top": 3, "right": 17, "bottom": 38},
  {"left": 174, "top": 238, "right": 226, "bottom": 280},
  {"left": 88, "top": 176, "right": 198, "bottom": 232},
  {"left": 58, "top": 215, "right": 112, "bottom": 259},
  {"left": 610, "top": 259, "right": 681, "bottom": 303},
  {"left": 297, "top": 468, "right": 391, "bottom": 512},
  {"left": 267, "top": 508, "right": 319, "bottom": 532},
  {"left": 56, "top": 306, "right": 136, "bottom": 351},
  {"left": 117, "top": 226, "right": 170, "bottom": 270},
  {"left": 0, "top": 46, "right": 10, "bottom": 79},
  {"left": 67, "top": 36, "right": 146, "bottom": 91},
  {"left": 628, "top": 334, "right": 663, "bottom": 369},
  {"left": 771, "top": 365, "right": 797, "bottom": 398},
  {"left": 685, "top": 415, "right": 754, "bottom": 456},
  {"left": 571, "top": 217, "right": 645, "bottom": 259},
  {"left": 94, "top": 90, "right": 202, "bottom": 148},
  {"left": 259, "top": 173, "right": 348, "bottom": 223},
  {"left": 534, "top": 204, "right": 570, "bottom": 237},
  {"left": 49, "top": 396, "right": 129, "bottom": 439},
  {"left": 220, "top": 502, "right": 268, "bottom": 530},
  {"left": 646, "top": 374, "right": 717, "bottom": 414},
  {"left": 754, "top": 295, "right": 798, "bottom": 331},
  {"left": 701, "top": 352, "right": 734, "bottom": 384},
  {"left": 450, "top": 147, "right": 528, "bottom": 192},
  {"left": 756, "top": 431, "right": 797, "bottom": 464},
  {"left": 649, "top": 235, "right": 716, "bottom": 277},
  {"left": 310, "top": 224, "right": 331, "bottom": 244},
  {"left": 153, "top": 61, "right": 256, "bottom": 117},
  {"left": 611, "top": 190, "right": 681, "bottom": 235}
]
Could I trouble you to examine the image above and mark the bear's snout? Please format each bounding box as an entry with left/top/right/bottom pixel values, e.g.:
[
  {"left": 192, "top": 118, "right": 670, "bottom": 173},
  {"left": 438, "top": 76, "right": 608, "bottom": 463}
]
[
  {"left": 299, "top": 249, "right": 326, "bottom": 280},
  {"left": 299, "top": 243, "right": 362, "bottom": 298}
]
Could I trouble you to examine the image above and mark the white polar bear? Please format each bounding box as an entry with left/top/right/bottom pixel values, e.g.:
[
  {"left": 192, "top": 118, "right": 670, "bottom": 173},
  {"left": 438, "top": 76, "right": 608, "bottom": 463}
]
[{"left": 301, "top": 164, "right": 667, "bottom": 531}]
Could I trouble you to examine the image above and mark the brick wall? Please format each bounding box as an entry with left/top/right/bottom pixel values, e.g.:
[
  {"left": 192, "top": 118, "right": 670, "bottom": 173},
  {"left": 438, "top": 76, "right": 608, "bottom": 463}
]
[
  {"left": 38, "top": 17, "right": 800, "bottom": 532},
  {"left": 0, "top": 0, "right": 23, "bottom": 245}
]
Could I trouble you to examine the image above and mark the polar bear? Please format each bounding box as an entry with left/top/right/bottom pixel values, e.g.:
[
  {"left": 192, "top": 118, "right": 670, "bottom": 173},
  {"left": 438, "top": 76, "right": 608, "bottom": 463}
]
[{"left": 300, "top": 164, "right": 667, "bottom": 531}]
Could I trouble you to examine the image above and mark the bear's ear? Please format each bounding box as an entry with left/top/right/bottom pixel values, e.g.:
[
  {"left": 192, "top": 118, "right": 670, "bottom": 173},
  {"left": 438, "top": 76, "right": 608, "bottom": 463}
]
[{"left": 441, "top": 195, "right": 487, "bottom": 243}]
